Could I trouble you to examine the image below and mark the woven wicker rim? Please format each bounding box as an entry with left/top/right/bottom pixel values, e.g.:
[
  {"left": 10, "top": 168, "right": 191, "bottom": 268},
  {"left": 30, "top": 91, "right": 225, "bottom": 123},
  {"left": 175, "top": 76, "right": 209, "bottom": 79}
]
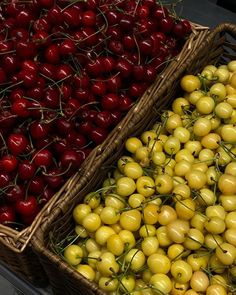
[{"left": 0, "top": 22, "right": 209, "bottom": 253}]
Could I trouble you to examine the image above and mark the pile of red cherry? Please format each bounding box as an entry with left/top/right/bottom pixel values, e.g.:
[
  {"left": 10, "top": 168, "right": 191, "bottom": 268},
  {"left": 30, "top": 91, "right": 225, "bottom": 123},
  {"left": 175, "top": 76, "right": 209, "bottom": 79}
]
[{"left": 0, "top": 0, "right": 191, "bottom": 228}]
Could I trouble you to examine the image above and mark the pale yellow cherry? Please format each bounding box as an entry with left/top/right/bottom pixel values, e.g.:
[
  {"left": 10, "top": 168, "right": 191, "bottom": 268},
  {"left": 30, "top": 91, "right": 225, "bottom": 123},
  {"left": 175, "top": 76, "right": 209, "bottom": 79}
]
[
  {"left": 135, "top": 146, "right": 150, "bottom": 161},
  {"left": 225, "top": 109, "right": 236, "bottom": 124},
  {"left": 206, "top": 166, "right": 221, "bottom": 185},
  {"left": 171, "top": 280, "right": 189, "bottom": 295},
  {"left": 148, "top": 140, "right": 163, "bottom": 154},
  {"left": 149, "top": 273, "right": 172, "bottom": 294},
  {"left": 125, "top": 137, "right": 143, "bottom": 153},
  {"left": 185, "top": 170, "right": 207, "bottom": 190},
  {"left": 136, "top": 176, "right": 155, "bottom": 197},
  {"left": 175, "top": 149, "right": 195, "bottom": 163},
  {"left": 139, "top": 224, "right": 156, "bottom": 237},
  {"left": 120, "top": 209, "right": 141, "bottom": 231},
  {"left": 166, "top": 113, "right": 183, "bottom": 133},
  {"left": 191, "top": 162, "right": 208, "bottom": 173},
  {"left": 142, "top": 269, "right": 153, "bottom": 283},
  {"left": 216, "top": 147, "right": 231, "bottom": 166},
  {"left": 219, "top": 194, "right": 236, "bottom": 211},
  {"left": 174, "top": 160, "right": 192, "bottom": 177},
  {"left": 184, "top": 290, "right": 199, "bottom": 295},
  {"left": 141, "top": 236, "right": 159, "bottom": 256},
  {"left": 165, "top": 157, "right": 176, "bottom": 169},
  {"left": 166, "top": 219, "right": 189, "bottom": 243},
  {"left": 175, "top": 198, "right": 196, "bottom": 220},
  {"left": 209, "top": 83, "right": 227, "bottom": 101},
  {"left": 204, "top": 64, "right": 217, "bottom": 73},
  {"left": 116, "top": 177, "right": 136, "bottom": 197},
  {"left": 197, "top": 188, "right": 217, "bottom": 206},
  {"left": 210, "top": 274, "right": 228, "bottom": 287},
  {"left": 225, "top": 162, "right": 236, "bottom": 176},
  {"left": 225, "top": 84, "right": 236, "bottom": 95},
  {"left": 218, "top": 174, "right": 236, "bottom": 195},
  {"left": 105, "top": 194, "right": 125, "bottom": 210},
  {"left": 95, "top": 226, "right": 116, "bottom": 246},
  {"left": 196, "top": 96, "right": 215, "bottom": 114},
  {"left": 201, "top": 68, "right": 214, "bottom": 82},
  {"left": 225, "top": 93, "right": 236, "bottom": 107},
  {"left": 143, "top": 203, "right": 159, "bottom": 225},
  {"left": 125, "top": 249, "right": 146, "bottom": 271},
  {"left": 87, "top": 250, "right": 101, "bottom": 268},
  {"left": 205, "top": 114, "right": 221, "bottom": 130},
  {"left": 117, "top": 156, "right": 134, "bottom": 173},
  {"left": 167, "top": 243, "right": 185, "bottom": 261},
  {"left": 155, "top": 174, "right": 173, "bottom": 194},
  {"left": 198, "top": 148, "right": 215, "bottom": 165},
  {"left": 156, "top": 225, "right": 173, "bottom": 247},
  {"left": 172, "top": 97, "right": 190, "bottom": 115},
  {"left": 205, "top": 205, "right": 226, "bottom": 219},
  {"left": 171, "top": 260, "right": 193, "bottom": 283},
  {"left": 173, "top": 183, "right": 191, "bottom": 200},
  {"left": 201, "top": 133, "right": 221, "bottom": 150},
  {"left": 118, "top": 230, "right": 135, "bottom": 250},
  {"left": 76, "top": 264, "right": 95, "bottom": 281},
  {"left": 228, "top": 60, "right": 236, "bottom": 72},
  {"left": 180, "top": 75, "right": 201, "bottom": 93},
  {"left": 190, "top": 270, "right": 209, "bottom": 292},
  {"left": 174, "top": 127, "right": 191, "bottom": 143},
  {"left": 224, "top": 228, "right": 236, "bottom": 246},
  {"left": 188, "top": 90, "right": 204, "bottom": 105},
  {"left": 225, "top": 211, "right": 236, "bottom": 228},
  {"left": 123, "top": 162, "right": 143, "bottom": 179},
  {"left": 206, "top": 284, "right": 227, "bottom": 295},
  {"left": 75, "top": 225, "right": 88, "bottom": 238},
  {"left": 98, "top": 277, "right": 118, "bottom": 292},
  {"left": 184, "top": 140, "right": 202, "bottom": 157},
  {"left": 190, "top": 212, "right": 207, "bottom": 231},
  {"left": 193, "top": 117, "right": 212, "bottom": 137},
  {"left": 73, "top": 204, "right": 91, "bottom": 224},
  {"left": 216, "top": 243, "right": 236, "bottom": 265},
  {"left": 215, "top": 102, "right": 233, "bottom": 119},
  {"left": 204, "top": 216, "right": 226, "bottom": 234},
  {"left": 96, "top": 252, "right": 119, "bottom": 276},
  {"left": 204, "top": 234, "right": 224, "bottom": 250},
  {"left": 221, "top": 124, "right": 236, "bottom": 143},
  {"left": 158, "top": 205, "right": 177, "bottom": 225},
  {"left": 172, "top": 176, "right": 186, "bottom": 186},
  {"left": 184, "top": 228, "right": 204, "bottom": 250},
  {"left": 155, "top": 165, "right": 174, "bottom": 177},
  {"left": 110, "top": 223, "right": 122, "bottom": 234},
  {"left": 141, "top": 130, "right": 157, "bottom": 144},
  {"left": 85, "top": 238, "right": 100, "bottom": 253},
  {"left": 230, "top": 72, "right": 236, "bottom": 88},
  {"left": 128, "top": 193, "right": 145, "bottom": 209},
  {"left": 100, "top": 207, "right": 119, "bottom": 225},
  {"left": 164, "top": 136, "right": 181, "bottom": 155},
  {"left": 151, "top": 151, "right": 166, "bottom": 165},
  {"left": 157, "top": 134, "right": 168, "bottom": 144},
  {"left": 64, "top": 245, "right": 83, "bottom": 266},
  {"left": 147, "top": 253, "right": 171, "bottom": 274},
  {"left": 186, "top": 253, "right": 209, "bottom": 272},
  {"left": 214, "top": 68, "right": 230, "bottom": 83},
  {"left": 82, "top": 213, "right": 101, "bottom": 232}
]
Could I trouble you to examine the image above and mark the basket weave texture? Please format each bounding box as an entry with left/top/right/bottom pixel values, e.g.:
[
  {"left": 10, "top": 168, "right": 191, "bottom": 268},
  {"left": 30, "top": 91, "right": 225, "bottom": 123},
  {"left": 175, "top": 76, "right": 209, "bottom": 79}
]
[
  {"left": 0, "top": 22, "right": 207, "bottom": 286},
  {"left": 32, "top": 23, "right": 236, "bottom": 294}
]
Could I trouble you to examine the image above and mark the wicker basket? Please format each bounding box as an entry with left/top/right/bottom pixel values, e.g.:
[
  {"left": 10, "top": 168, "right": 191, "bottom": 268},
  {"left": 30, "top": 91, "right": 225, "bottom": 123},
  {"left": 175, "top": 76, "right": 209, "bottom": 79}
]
[
  {"left": 32, "top": 23, "right": 236, "bottom": 294},
  {"left": 0, "top": 22, "right": 207, "bottom": 286}
]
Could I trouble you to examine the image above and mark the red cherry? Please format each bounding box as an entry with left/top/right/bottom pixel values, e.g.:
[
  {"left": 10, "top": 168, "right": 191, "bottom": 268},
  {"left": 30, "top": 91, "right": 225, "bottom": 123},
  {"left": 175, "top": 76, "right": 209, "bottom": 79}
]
[
  {"left": 28, "top": 177, "right": 45, "bottom": 194},
  {"left": 56, "top": 118, "right": 73, "bottom": 135},
  {"left": 133, "top": 65, "right": 146, "bottom": 81},
  {"left": 56, "top": 64, "right": 73, "bottom": 80},
  {"left": 82, "top": 10, "right": 96, "bottom": 26},
  {"left": 33, "top": 149, "right": 53, "bottom": 168},
  {"left": 63, "top": 7, "right": 82, "bottom": 27},
  {"left": 16, "top": 9, "right": 34, "bottom": 28},
  {"left": 47, "top": 6, "right": 64, "bottom": 25},
  {"left": 6, "top": 185, "right": 25, "bottom": 203},
  {"left": 123, "top": 35, "right": 136, "bottom": 50},
  {"left": 77, "top": 121, "right": 94, "bottom": 135},
  {"left": 119, "top": 14, "right": 134, "bottom": 32},
  {"left": 44, "top": 44, "right": 60, "bottom": 64},
  {"left": 73, "top": 73, "right": 90, "bottom": 88},
  {"left": 172, "top": 22, "right": 187, "bottom": 39},
  {"left": 153, "top": 6, "right": 169, "bottom": 20},
  {"left": 101, "top": 94, "right": 120, "bottom": 111},
  {"left": 89, "top": 127, "right": 108, "bottom": 145},
  {"left": 37, "top": 0, "right": 54, "bottom": 8},
  {"left": 43, "top": 168, "right": 63, "bottom": 189},
  {"left": 115, "top": 59, "right": 132, "bottom": 78},
  {"left": 0, "top": 68, "right": 6, "bottom": 84},
  {"left": 0, "top": 172, "right": 11, "bottom": 189},
  {"left": 106, "top": 75, "right": 122, "bottom": 93},
  {"left": 60, "top": 150, "right": 81, "bottom": 170},
  {"left": 102, "top": 56, "right": 115, "bottom": 73},
  {"left": 53, "top": 140, "right": 68, "bottom": 155},
  {"left": 59, "top": 39, "right": 77, "bottom": 56},
  {"left": 106, "top": 27, "right": 122, "bottom": 40},
  {"left": 160, "top": 17, "right": 174, "bottom": 33},
  {"left": 91, "top": 81, "right": 107, "bottom": 96},
  {"left": 2, "top": 55, "right": 20, "bottom": 74},
  {"left": 95, "top": 111, "right": 112, "bottom": 129},
  {"left": 137, "top": 5, "right": 150, "bottom": 18},
  {"left": 16, "top": 41, "right": 37, "bottom": 59},
  {"left": 33, "top": 17, "right": 51, "bottom": 32},
  {"left": 18, "top": 160, "right": 36, "bottom": 180},
  {"left": 1, "top": 154, "right": 18, "bottom": 172},
  {"left": 86, "top": 59, "right": 103, "bottom": 77},
  {"left": 105, "top": 11, "right": 120, "bottom": 25},
  {"left": 29, "top": 121, "right": 51, "bottom": 139},
  {"left": 39, "top": 187, "right": 54, "bottom": 205},
  {"left": 108, "top": 40, "right": 124, "bottom": 55},
  {"left": 44, "top": 87, "right": 60, "bottom": 108},
  {"left": 16, "top": 196, "right": 39, "bottom": 217},
  {"left": 7, "top": 134, "right": 29, "bottom": 155},
  {"left": 0, "top": 206, "right": 15, "bottom": 226},
  {"left": 119, "top": 94, "right": 133, "bottom": 111}
]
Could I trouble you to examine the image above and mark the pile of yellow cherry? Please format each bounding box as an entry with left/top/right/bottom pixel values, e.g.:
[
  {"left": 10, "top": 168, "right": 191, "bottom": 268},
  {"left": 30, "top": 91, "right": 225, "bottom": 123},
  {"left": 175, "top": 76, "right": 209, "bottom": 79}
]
[{"left": 62, "top": 60, "right": 236, "bottom": 295}]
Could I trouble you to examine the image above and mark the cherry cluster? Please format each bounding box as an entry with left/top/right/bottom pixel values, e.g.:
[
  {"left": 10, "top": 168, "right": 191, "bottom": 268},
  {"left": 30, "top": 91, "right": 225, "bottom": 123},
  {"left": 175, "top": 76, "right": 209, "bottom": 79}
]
[{"left": 0, "top": 0, "right": 191, "bottom": 228}]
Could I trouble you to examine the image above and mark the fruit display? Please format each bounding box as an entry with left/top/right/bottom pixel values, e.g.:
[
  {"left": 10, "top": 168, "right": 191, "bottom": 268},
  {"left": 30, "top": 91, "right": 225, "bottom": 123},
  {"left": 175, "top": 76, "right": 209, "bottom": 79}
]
[
  {"left": 0, "top": 0, "right": 191, "bottom": 229},
  {"left": 59, "top": 60, "right": 236, "bottom": 294},
  {"left": 0, "top": 0, "right": 192, "bottom": 228}
]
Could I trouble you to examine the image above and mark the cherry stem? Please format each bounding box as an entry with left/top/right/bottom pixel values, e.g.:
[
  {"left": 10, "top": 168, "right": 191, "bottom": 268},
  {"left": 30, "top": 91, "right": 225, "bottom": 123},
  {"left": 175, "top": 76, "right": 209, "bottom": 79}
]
[{"left": 0, "top": 81, "right": 23, "bottom": 95}]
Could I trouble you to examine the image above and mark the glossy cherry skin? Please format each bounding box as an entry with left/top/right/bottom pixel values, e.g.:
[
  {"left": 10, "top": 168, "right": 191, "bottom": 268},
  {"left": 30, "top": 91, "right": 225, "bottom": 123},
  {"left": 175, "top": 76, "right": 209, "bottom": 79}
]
[
  {"left": 7, "top": 134, "right": 29, "bottom": 155},
  {"left": 33, "top": 149, "right": 53, "bottom": 169},
  {"left": 0, "top": 172, "right": 11, "bottom": 189},
  {"left": 43, "top": 168, "right": 63, "bottom": 189},
  {"left": 16, "top": 196, "right": 39, "bottom": 217},
  {"left": 89, "top": 127, "right": 108, "bottom": 145},
  {"left": 101, "top": 94, "right": 120, "bottom": 111},
  {"left": 1, "top": 154, "right": 18, "bottom": 172},
  {"left": 6, "top": 185, "right": 25, "bottom": 203},
  {"left": 28, "top": 177, "right": 45, "bottom": 194},
  {"left": 18, "top": 160, "right": 36, "bottom": 180},
  {"left": 0, "top": 206, "right": 15, "bottom": 225}
]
